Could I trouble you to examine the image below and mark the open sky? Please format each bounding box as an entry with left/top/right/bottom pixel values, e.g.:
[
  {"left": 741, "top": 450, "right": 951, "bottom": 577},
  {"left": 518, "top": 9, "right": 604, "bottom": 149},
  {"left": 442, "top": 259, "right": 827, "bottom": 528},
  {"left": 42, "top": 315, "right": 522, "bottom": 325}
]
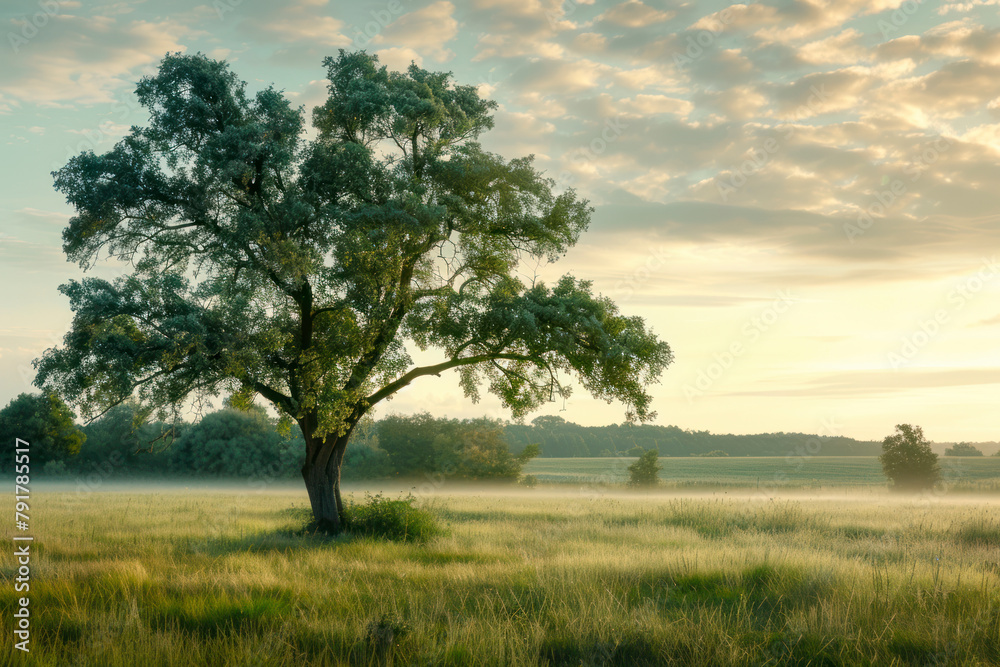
[{"left": 2, "top": 0, "right": 999, "bottom": 442}]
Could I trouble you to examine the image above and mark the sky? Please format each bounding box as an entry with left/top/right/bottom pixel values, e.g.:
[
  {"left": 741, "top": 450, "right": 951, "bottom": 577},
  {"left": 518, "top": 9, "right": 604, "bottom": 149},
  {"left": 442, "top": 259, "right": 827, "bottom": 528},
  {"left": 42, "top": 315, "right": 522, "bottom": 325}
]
[{"left": 1, "top": 0, "right": 999, "bottom": 443}]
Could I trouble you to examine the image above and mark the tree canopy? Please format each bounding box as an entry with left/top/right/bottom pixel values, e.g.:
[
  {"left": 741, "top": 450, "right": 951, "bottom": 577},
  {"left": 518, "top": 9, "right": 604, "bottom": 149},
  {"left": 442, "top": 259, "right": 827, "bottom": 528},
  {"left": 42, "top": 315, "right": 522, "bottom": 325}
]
[
  {"left": 627, "top": 449, "right": 661, "bottom": 487},
  {"left": 35, "top": 50, "right": 672, "bottom": 529},
  {"left": 0, "top": 392, "right": 86, "bottom": 466},
  {"left": 879, "top": 424, "right": 939, "bottom": 491},
  {"left": 944, "top": 442, "right": 983, "bottom": 457}
]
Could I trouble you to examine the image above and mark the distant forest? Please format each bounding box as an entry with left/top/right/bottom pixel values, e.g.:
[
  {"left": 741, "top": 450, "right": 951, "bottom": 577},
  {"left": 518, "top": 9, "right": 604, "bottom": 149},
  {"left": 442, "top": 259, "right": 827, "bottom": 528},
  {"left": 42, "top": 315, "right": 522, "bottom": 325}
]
[
  {"left": 506, "top": 416, "right": 881, "bottom": 458},
  {"left": 36, "top": 403, "right": 999, "bottom": 482}
]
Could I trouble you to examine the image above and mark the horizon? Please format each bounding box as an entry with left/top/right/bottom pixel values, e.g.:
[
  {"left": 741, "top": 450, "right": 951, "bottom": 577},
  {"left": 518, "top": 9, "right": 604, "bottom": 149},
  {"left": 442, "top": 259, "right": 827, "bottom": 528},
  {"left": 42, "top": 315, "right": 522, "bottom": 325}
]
[{"left": 3, "top": 0, "right": 1000, "bottom": 442}]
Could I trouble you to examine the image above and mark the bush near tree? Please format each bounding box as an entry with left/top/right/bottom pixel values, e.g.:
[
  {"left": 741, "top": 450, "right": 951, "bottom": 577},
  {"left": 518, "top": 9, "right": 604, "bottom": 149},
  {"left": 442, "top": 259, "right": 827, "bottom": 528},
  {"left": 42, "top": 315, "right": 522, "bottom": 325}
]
[{"left": 879, "top": 424, "right": 940, "bottom": 491}]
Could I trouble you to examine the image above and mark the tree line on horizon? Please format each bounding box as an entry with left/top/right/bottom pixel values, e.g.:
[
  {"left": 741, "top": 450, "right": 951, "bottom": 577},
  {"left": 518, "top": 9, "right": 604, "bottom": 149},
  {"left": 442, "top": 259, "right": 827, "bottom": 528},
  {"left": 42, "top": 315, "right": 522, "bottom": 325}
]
[
  {"left": 504, "top": 415, "right": 885, "bottom": 458},
  {"left": 3, "top": 393, "right": 993, "bottom": 483},
  {"left": 2, "top": 393, "right": 540, "bottom": 482}
]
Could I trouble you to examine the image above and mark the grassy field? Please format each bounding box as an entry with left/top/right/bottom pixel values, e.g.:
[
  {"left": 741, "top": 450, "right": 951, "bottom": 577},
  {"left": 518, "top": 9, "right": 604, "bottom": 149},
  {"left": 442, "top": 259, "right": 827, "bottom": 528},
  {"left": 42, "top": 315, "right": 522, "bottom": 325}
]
[
  {"left": 523, "top": 456, "right": 1000, "bottom": 491},
  {"left": 2, "top": 484, "right": 999, "bottom": 665}
]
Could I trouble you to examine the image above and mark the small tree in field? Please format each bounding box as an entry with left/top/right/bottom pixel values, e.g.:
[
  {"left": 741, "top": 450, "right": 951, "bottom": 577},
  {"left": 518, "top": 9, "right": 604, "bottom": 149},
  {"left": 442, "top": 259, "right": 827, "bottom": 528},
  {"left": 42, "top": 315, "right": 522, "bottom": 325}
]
[
  {"left": 627, "top": 449, "right": 661, "bottom": 487},
  {"left": 880, "top": 424, "right": 939, "bottom": 491},
  {"left": 35, "top": 50, "right": 673, "bottom": 531}
]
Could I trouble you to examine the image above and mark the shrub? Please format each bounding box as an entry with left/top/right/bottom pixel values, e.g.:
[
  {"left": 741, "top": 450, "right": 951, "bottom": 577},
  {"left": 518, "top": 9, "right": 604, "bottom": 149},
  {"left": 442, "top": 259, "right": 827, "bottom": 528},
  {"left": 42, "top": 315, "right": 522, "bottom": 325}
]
[
  {"left": 343, "top": 493, "right": 442, "bottom": 542},
  {"left": 519, "top": 474, "right": 538, "bottom": 488},
  {"left": 627, "top": 449, "right": 661, "bottom": 487}
]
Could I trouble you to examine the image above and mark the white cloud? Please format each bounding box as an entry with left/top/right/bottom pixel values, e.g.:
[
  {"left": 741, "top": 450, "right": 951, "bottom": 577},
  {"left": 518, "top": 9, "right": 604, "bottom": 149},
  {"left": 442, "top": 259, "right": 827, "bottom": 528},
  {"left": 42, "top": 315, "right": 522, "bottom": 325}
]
[
  {"left": 375, "top": 47, "right": 424, "bottom": 70},
  {"left": 1, "top": 15, "right": 186, "bottom": 106},
  {"left": 372, "top": 1, "right": 458, "bottom": 63}
]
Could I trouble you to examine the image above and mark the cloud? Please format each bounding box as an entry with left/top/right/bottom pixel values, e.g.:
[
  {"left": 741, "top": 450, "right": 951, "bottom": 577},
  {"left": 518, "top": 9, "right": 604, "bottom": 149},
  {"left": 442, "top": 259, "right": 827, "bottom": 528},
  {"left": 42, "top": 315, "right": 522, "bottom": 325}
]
[
  {"left": 372, "top": 1, "right": 458, "bottom": 63},
  {"left": 465, "top": 0, "right": 569, "bottom": 60},
  {"left": 878, "top": 21, "right": 1000, "bottom": 65},
  {"left": 506, "top": 57, "right": 610, "bottom": 95},
  {"left": 596, "top": 1, "right": 674, "bottom": 28},
  {"left": 620, "top": 94, "right": 693, "bottom": 117},
  {"left": 243, "top": 8, "right": 350, "bottom": 47},
  {"left": 877, "top": 60, "right": 1000, "bottom": 118},
  {"left": 375, "top": 47, "right": 424, "bottom": 70},
  {"left": 937, "top": 0, "right": 1000, "bottom": 14},
  {"left": 0, "top": 14, "right": 187, "bottom": 106},
  {"left": 722, "top": 368, "right": 1000, "bottom": 398}
]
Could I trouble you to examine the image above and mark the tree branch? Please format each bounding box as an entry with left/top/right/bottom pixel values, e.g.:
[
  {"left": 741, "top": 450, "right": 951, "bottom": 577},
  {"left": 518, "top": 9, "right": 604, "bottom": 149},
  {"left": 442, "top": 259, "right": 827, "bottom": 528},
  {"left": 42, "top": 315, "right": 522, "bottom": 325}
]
[{"left": 364, "top": 352, "right": 536, "bottom": 408}]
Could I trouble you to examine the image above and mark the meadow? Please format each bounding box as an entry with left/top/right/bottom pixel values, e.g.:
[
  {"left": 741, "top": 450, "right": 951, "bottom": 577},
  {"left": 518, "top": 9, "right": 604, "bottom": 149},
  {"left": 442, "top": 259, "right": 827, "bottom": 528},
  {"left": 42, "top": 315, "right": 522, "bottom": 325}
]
[
  {"left": 523, "top": 456, "right": 1000, "bottom": 491},
  {"left": 2, "top": 480, "right": 999, "bottom": 666}
]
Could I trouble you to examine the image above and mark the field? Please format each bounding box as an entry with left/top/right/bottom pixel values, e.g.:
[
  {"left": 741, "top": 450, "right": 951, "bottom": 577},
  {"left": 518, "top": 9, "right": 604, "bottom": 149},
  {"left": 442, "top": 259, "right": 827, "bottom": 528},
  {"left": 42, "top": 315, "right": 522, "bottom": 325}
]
[
  {"left": 523, "top": 456, "right": 1000, "bottom": 491},
  {"left": 2, "top": 482, "right": 999, "bottom": 666}
]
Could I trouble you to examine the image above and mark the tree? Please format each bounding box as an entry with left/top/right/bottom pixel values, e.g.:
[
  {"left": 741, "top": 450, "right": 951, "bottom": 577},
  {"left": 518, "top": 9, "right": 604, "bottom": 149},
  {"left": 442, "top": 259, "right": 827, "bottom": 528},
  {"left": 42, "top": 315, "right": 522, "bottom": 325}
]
[
  {"left": 377, "top": 412, "right": 448, "bottom": 474},
  {"left": 378, "top": 413, "right": 538, "bottom": 480},
  {"left": 627, "top": 449, "right": 661, "bottom": 487},
  {"left": 944, "top": 442, "right": 983, "bottom": 457},
  {"left": 879, "top": 424, "right": 939, "bottom": 491},
  {"left": 340, "top": 414, "right": 392, "bottom": 479},
  {"left": 0, "top": 393, "right": 86, "bottom": 466},
  {"left": 35, "top": 51, "right": 673, "bottom": 531},
  {"left": 167, "top": 407, "right": 302, "bottom": 478}
]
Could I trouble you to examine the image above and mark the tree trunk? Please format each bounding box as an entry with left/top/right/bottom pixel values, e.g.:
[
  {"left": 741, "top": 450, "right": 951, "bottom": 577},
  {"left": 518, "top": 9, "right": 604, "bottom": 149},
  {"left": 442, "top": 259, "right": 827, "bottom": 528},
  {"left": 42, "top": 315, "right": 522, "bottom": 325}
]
[{"left": 301, "top": 431, "right": 351, "bottom": 532}]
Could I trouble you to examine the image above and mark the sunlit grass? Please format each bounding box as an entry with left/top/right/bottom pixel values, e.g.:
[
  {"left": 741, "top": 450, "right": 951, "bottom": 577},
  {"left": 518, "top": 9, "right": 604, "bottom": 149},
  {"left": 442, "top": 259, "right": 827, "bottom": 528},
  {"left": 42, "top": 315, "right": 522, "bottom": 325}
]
[{"left": 1, "top": 485, "right": 998, "bottom": 665}]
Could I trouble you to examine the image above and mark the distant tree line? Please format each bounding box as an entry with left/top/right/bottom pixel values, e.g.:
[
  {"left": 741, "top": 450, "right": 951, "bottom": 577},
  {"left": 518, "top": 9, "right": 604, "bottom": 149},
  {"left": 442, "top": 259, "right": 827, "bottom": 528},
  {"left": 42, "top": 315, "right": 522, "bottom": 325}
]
[
  {"left": 2, "top": 393, "right": 538, "bottom": 482},
  {"left": 505, "top": 415, "right": 882, "bottom": 458},
  {"left": 944, "top": 442, "right": 984, "bottom": 457},
  {"left": 11, "top": 393, "right": 997, "bottom": 490}
]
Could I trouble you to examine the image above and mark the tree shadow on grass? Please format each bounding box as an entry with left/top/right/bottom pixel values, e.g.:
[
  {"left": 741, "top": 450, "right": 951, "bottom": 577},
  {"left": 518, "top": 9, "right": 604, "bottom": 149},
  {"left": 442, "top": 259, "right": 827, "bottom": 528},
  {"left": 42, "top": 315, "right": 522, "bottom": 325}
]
[
  {"left": 185, "top": 502, "right": 443, "bottom": 557},
  {"left": 182, "top": 507, "right": 355, "bottom": 557}
]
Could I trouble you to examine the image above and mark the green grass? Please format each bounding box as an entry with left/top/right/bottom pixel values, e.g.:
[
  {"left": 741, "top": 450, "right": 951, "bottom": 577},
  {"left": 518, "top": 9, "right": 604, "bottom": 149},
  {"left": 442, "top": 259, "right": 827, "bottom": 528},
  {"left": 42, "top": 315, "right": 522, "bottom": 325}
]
[
  {"left": 523, "top": 456, "right": 1000, "bottom": 490},
  {"left": 2, "top": 484, "right": 999, "bottom": 665}
]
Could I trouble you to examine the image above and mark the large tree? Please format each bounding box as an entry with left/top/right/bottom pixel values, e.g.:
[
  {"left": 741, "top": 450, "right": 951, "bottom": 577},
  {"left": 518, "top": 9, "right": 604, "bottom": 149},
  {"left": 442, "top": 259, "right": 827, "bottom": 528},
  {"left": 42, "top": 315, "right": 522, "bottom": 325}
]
[{"left": 35, "top": 51, "right": 673, "bottom": 530}]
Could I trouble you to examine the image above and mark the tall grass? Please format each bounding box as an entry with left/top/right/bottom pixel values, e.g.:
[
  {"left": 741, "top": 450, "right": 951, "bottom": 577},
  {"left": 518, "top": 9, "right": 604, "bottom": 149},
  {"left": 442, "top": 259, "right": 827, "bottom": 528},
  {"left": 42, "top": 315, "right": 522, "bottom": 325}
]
[{"left": 1, "top": 486, "right": 997, "bottom": 665}]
